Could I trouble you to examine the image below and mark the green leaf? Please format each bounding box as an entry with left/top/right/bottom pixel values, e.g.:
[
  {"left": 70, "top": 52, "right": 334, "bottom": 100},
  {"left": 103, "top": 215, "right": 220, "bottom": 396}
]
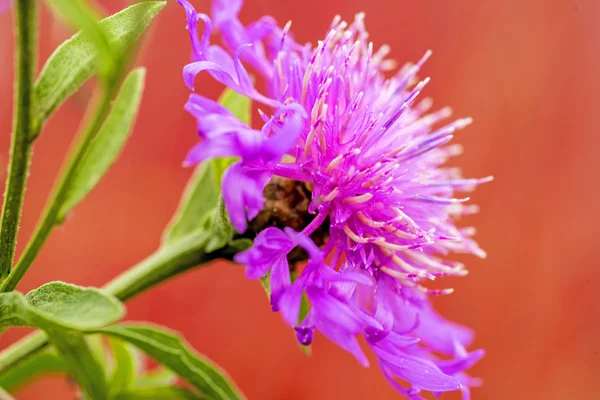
[
  {"left": 45, "top": 0, "right": 115, "bottom": 79},
  {"left": 34, "top": 1, "right": 165, "bottom": 125},
  {"left": 218, "top": 88, "right": 251, "bottom": 125},
  {"left": 108, "top": 338, "right": 136, "bottom": 393},
  {"left": 210, "top": 89, "right": 251, "bottom": 184},
  {"left": 163, "top": 181, "right": 233, "bottom": 253},
  {"left": 26, "top": 283, "right": 124, "bottom": 329},
  {"left": 296, "top": 293, "right": 312, "bottom": 357},
  {"left": 57, "top": 68, "right": 146, "bottom": 221},
  {"left": 0, "top": 282, "right": 124, "bottom": 333},
  {"left": 95, "top": 325, "right": 244, "bottom": 400},
  {"left": 162, "top": 88, "right": 251, "bottom": 244},
  {"left": 162, "top": 162, "right": 220, "bottom": 244},
  {"left": 0, "top": 349, "right": 67, "bottom": 391},
  {"left": 259, "top": 272, "right": 271, "bottom": 297},
  {"left": 113, "top": 386, "right": 203, "bottom": 400},
  {"left": 49, "top": 331, "right": 110, "bottom": 400},
  {"left": 259, "top": 272, "right": 311, "bottom": 357},
  {"left": 202, "top": 197, "right": 235, "bottom": 253},
  {"left": 87, "top": 334, "right": 109, "bottom": 371},
  {"left": 0, "top": 283, "right": 123, "bottom": 399},
  {"left": 132, "top": 367, "right": 177, "bottom": 388}
]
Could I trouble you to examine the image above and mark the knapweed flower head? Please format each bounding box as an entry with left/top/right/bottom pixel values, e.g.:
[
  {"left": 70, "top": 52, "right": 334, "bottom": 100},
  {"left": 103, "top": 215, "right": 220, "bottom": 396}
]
[{"left": 178, "top": 0, "right": 491, "bottom": 398}]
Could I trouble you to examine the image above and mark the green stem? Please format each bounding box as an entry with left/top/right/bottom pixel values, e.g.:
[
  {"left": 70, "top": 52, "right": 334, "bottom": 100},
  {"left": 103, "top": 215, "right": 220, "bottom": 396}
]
[
  {"left": 0, "top": 80, "right": 120, "bottom": 293},
  {"left": 0, "top": 233, "right": 227, "bottom": 375},
  {"left": 0, "top": 0, "right": 38, "bottom": 280},
  {"left": 105, "top": 233, "right": 221, "bottom": 302},
  {"left": 0, "top": 332, "right": 48, "bottom": 379}
]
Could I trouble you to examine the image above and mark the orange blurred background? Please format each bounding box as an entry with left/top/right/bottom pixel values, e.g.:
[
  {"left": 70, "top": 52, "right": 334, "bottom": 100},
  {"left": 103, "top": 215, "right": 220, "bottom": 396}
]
[{"left": 1, "top": 0, "right": 599, "bottom": 398}]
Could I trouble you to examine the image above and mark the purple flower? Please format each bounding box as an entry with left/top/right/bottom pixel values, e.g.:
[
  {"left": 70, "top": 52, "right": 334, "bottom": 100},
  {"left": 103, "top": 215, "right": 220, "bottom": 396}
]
[{"left": 178, "top": 0, "right": 491, "bottom": 397}]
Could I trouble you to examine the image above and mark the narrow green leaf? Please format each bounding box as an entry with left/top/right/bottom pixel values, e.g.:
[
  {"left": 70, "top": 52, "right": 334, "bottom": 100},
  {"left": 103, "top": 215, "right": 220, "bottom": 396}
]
[
  {"left": 108, "top": 337, "right": 136, "bottom": 393},
  {"left": 132, "top": 367, "right": 177, "bottom": 389},
  {"left": 128, "top": 343, "right": 146, "bottom": 378},
  {"left": 259, "top": 272, "right": 311, "bottom": 356},
  {"left": 162, "top": 162, "right": 220, "bottom": 244},
  {"left": 45, "top": 0, "right": 115, "bottom": 79},
  {"left": 57, "top": 67, "right": 146, "bottom": 221},
  {"left": 34, "top": 1, "right": 165, "bottom": 125},
  {"left": 210, "top": 89, "right": 251, "bottom": 184},
  {"left": 297, "top": 293, "right": 312, "bottom": 357},
  {"left": 113, "top": 386, "right": 203, "bottom": 400},
  {"left": 259, "top": 272, "right": 271, "bottom": 297},
  {"left": 202, "top": 197, "right": 235, "bottom": 253},
  {"left": 218, "top": 88, "right": 251, "bottom": 125},
  {"left": 48, "top": 330, "right": 110, "bottom": 400},
  {"left": 86, "top": 334, "right": 109, "bottom": 371},
  {"left": 162, "top": 88, "right": 251, "bottom": 244},
  {"left": 0, "top": 282, "right": 124, "bottom": 333},
  {"left": 45, "top": 0, "right": 104, "bottom": 25},
  {"left": 95, "top": 325, "right": 244, "bottom": 400},
  {"left": 0, "top": 349, "right": 67, "bottom": 391},
  {"left": 164, "top": 187, "right": 232, "bottom": 254}
]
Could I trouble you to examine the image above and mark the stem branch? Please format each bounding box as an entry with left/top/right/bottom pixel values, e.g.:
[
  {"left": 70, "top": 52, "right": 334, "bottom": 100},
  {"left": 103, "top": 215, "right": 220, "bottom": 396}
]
[
  {"left": 0, "top": 233, "right": 230, "bottom": 375},
  {"left": 0, "top": 73, "right": 121, "bottom": 293}
]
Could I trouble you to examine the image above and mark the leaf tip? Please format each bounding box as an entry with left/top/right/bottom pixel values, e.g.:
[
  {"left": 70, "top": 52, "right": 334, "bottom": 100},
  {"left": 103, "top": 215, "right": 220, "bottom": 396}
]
[
  {"left": 151, "top": 1, "right": 168, "bottom": 14},
  {"left": 131, "top": 66, "right": 147, "bottom": 81}
]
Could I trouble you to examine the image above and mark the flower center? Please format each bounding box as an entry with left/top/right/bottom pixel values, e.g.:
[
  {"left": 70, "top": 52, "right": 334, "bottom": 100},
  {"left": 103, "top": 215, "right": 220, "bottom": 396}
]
[{"left": 244, "top": 176, "right": 329, "bottom": 264}]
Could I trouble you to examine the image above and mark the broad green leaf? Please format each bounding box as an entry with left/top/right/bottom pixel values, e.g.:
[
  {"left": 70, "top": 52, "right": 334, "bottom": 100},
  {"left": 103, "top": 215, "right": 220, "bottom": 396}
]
[
  {"left": 0, "top": 282, "right": 122, "bottom": 400},
  {"left": 95, "top": 325, "right": 244, "bottom": 400},
  {"left": 57, "top": 68, "right": 146, "bottom": 221},
  {"left": 113, "top": 386, "right": 203, "bottom": 400},
  {"left": 108, "top": 337, "right": 136, "bottom": 393},
  {"left": 0, "top": 349, "right": 67, "bottom": 391},
  {"left": 46, "top": 0, "right": 115, "bottom": 79},
  {"left": 0, "top": 282, "right": 124, "bottom": 333},
  {"left": 34, "top": 1, "right": 165, "bottom": 125}
]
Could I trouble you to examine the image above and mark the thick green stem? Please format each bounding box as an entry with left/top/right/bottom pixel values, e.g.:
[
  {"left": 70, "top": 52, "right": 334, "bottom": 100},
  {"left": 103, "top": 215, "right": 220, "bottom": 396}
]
[
  {"left": 0, "top": 83, "right": 119, "bottom": 293},
  {"left": 0, "top": 233, "right": 227, "bottom": 376},
  {"left": 0, "top": 0, "right": 38, "bottom": 280},
  {"left": 0, "top": 332, "right": 48, "bottom": 377},
  {"left": 104, "top": 234, "right": 220, "bottom": 302}
]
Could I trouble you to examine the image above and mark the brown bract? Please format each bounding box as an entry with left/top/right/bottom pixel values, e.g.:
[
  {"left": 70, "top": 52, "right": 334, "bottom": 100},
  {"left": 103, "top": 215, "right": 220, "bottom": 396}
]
[{"left": 245, "top": 176, "right": 329, "bottom": 265}]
